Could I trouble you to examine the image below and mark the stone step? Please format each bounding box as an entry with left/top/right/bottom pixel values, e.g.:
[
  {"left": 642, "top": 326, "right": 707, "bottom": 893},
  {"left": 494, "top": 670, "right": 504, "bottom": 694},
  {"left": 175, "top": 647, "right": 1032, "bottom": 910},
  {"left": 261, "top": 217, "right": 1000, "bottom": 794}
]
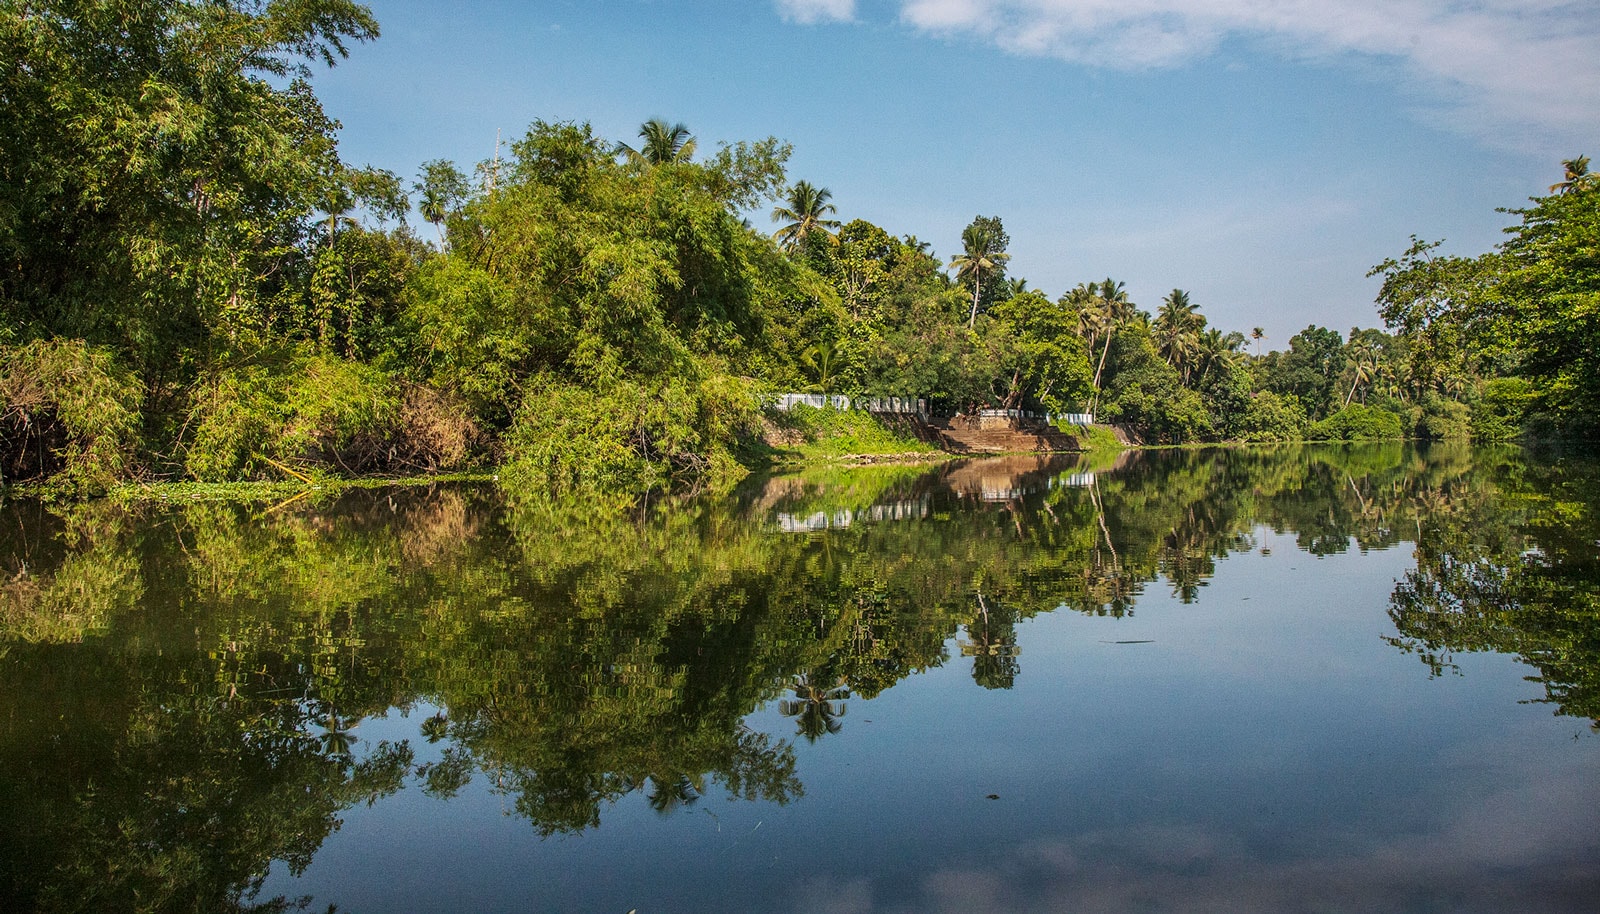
[{"left": 934, "top": 424, "right": 1080, "bottom": 454}]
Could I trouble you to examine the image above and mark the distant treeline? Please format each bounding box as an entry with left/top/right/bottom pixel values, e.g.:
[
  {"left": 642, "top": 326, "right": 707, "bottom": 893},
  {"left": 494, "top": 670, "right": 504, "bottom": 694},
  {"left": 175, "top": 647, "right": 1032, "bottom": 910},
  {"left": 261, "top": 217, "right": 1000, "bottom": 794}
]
[{"left": 2, "top": 0, "right": 1596, "bottom": 494}]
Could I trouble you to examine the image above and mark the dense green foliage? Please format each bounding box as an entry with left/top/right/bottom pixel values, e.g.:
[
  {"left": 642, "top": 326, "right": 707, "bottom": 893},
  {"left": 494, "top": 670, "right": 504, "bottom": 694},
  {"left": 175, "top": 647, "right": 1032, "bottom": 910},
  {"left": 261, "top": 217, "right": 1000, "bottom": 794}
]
[
  {"left": 3, "top": 0, "right": 1591, "bottom": 494},
  {"left": 1370, "top": 165, "right": 1600, "bottom": 438}
]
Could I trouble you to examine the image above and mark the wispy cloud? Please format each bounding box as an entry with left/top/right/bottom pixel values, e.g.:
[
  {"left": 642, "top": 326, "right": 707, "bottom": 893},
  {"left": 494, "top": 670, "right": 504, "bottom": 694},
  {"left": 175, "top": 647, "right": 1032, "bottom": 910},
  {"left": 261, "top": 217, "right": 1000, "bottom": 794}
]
[
  {"left": 868, "top": 0, "right": 1599, "bottom": 145},
  {"left": 780, "top": 754, "right": 1600, "bottom": 913},
  {"left": 776, "top": 0, "right": 858, "bottom": 25}
]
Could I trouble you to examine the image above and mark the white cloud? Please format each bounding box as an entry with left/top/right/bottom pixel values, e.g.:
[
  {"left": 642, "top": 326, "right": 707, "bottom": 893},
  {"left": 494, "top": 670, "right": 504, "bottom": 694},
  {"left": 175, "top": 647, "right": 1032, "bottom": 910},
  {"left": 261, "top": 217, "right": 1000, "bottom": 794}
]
[
  {"left": 776, "top": 0, "right": 858, "bottom": 25},
  {"left": 889, "top": 0, "right": 1600, "bottom": 145}
]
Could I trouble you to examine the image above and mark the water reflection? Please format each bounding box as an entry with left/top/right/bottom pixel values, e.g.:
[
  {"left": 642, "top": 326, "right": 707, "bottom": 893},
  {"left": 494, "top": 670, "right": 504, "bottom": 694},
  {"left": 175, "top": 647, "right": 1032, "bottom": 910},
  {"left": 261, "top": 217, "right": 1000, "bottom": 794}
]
[{"left": 1, "top": 443, "right": 1597, "bottom": 912}]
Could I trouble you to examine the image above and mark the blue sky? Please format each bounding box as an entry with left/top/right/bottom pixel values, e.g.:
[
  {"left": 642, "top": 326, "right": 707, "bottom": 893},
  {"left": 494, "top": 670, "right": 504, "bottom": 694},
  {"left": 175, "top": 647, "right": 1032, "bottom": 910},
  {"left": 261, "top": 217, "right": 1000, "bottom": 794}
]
[{"left": 310, "top": 0, "right": 1597, "bottom": 345}]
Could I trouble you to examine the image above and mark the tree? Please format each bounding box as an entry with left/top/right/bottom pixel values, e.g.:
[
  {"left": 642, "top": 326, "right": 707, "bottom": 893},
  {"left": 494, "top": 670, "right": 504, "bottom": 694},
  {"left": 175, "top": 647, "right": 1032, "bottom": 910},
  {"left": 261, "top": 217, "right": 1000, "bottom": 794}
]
[
  {"left": 1488, "top": 174, "right": 1600, "bottom": 431},
  {"left": 1262, "top": 325, "right": 1346, "bottom": 420},
  {"left": 949, "top": 216, "right": 1011, "bottom": 329},
  {"left": 0, "top": 0, "right": 381, "bottom": 373},
  {"left": 771, "top": 180, "right": 841, "bottom": 254},
  {"left": 779, "top": 674, "right": 849, "bottom": 742},
  {"left": 1088, "top": 278, "right": 1134, "bottom": 410},
  {"left": 1154, "top": 289, "right": 1204, "bottom": 382},
  {"left": 1192, "top": 327, "right": 1245, "bottom": 389},
  {"left": 1341, "top": 339, "right": 1382, "bottom": 407},
  {"left": 983, "top": 291, "right": 1093, "bottom": 412},
  {"left": 1549, "top": 155, "right": 1592, "bottom": 194},
  {"left": 415, "top": 159, "right": 470, "bottom": 248},
  {"left": 803, "top": 338, "right": 845, "bottom": 397},
  {"left": 616, "top": 118, "right": 697, "bottom": 165},
  {"left": 1251, "top": 326, "right": 1265, "bottom": 356}
]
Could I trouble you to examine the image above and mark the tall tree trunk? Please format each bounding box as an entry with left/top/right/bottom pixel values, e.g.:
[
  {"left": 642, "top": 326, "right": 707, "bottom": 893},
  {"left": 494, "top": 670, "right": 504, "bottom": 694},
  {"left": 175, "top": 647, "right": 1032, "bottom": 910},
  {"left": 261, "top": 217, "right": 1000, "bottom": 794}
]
[
  {"left": 1090, "top": 330, "right": 1114, "bottom": 412},
  {"left": 968, "top": 274, "right": 982, "bottom": 328}
]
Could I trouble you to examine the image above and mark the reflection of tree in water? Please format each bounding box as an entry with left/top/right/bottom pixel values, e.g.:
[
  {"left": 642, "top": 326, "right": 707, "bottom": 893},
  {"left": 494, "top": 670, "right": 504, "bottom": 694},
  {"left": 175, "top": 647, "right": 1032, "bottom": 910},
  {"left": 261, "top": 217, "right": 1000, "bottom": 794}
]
[
  {"left": 960, "top": 592, "right": 1020, "bottom": 690},
  {"left": 1, "top": 442, "right": 1572, "bottom": 908},
  {"left": 1077, "top": 479, "right": 1137, "bottom": 616},
  {"left": 780, "top": 673, "right": 850, "bottom": 741},
  {"left": 645, "top": 772, "right": 703, "bottom": 813},
  {"left": 317, "top": 708, "right": 359, "bottom": 758},
  {"left": 0, "top": 642, "right": 414, "bottom": 914},
  {"left": 1387, "top": 455, "right": 1600, "bottom": 725}
]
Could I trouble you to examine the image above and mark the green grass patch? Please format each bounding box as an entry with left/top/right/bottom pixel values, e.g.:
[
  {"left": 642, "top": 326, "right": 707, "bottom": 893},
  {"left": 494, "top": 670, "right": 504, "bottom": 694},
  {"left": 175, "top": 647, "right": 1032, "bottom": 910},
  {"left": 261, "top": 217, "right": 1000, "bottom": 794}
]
[
  {"left": 764, "top": 406, "right": 939, "bottom": 464},
  {"left": 1064, "top": 423, "right": 1125, "bottom": 453}
]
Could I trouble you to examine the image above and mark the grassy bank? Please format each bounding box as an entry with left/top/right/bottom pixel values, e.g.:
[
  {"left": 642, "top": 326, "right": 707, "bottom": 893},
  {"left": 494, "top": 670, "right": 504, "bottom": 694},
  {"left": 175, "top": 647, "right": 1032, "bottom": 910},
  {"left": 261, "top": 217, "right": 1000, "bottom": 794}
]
[{"left": 761, "top": 407, "right": 941, "bottom": 465}]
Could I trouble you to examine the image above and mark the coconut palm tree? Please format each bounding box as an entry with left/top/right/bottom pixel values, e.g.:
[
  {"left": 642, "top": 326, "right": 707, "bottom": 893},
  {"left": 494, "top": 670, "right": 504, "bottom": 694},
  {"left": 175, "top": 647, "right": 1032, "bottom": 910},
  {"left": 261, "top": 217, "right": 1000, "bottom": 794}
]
[
  {"left": 418, "top": 186, "right": 448, "bottom": 248},
  {"left": 1192, "top": 328, "right": 1245, "bottom": 387},
  {"left": 771, "top": 180, "right": 840, "bottom": 253},
  {"left": 1088, "top": 278, "right": 1132, "bottom": 407},
  {"left": 1342, "top": 341, "right": 1382, "bottom": 407},
  {"left": 1251, "top": 327, "right": 1266, "bottom": 356},
  {"left": 1062, "top": 283, "right": 1101, "bottom": 347},
  {"left": 616, "top": 118, "right": 696, "bottom": 165},
  {"left": 1154, "top": 289, "right": 1204, "bottom": 380},
  {"left": 1550, "top": 155, "right": 1591, "bottom": 194},
  {"left": 318, "top": 186, "right": 359, "bottom": 245},
  {"left": 949, "top": 222, "right": 1011, "bottom": 328}
]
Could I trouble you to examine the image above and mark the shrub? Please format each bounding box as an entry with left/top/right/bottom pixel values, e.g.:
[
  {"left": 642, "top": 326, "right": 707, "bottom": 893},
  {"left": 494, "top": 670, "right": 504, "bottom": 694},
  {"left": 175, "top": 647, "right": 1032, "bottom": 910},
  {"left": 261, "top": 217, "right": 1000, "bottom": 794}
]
[
  {"left": 186, "top": 352, "right": 407, "bottom": 480},
  {"left": 500, "top": 374, "right": 763, "bottom": 494},
  {"left": 1412, "top": 394, "right": 1472, "bottom": 440},
  {"left": 1236, "top": 392, "right": 1308, "bottom": 442},
  {"left": 395, "top": 384, "right": 483, "bottom": 472},
  {"left": 1472, "top": 378, "right": 1534, "bottom": 441},
  {"left": 1309, "top": 404, "right": 1405, "bottom": 440},
  {"left": 1104, "top": 380, "right": 1214, "bottom": 444},
  {"left": 0, "top": 339, "right": 142, "bottom": 492}
]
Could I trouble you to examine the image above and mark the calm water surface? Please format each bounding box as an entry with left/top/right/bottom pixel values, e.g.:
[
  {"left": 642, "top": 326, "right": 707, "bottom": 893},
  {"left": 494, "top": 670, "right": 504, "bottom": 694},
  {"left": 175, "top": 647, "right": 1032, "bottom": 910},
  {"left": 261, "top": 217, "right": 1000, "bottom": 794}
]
[{"left": 3, "top": 443, "right": 1598, "bottom": 913}]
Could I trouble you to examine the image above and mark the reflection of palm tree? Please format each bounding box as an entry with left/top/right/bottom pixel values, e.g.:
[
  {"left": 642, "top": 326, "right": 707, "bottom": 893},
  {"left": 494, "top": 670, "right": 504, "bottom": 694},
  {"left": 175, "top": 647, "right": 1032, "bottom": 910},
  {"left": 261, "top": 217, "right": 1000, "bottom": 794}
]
[
  {"left": 645, "top": 773, "right": 702, "bottom": 814},
  {"left": 421, "top": 710, "right": 450, "bottom": 743},
  {"left": 960, "top": 592, "right": 1020, "bottom": 690},
  {"left": 319, "top": 709, "right": 359, "bottom": 757},
  {"left": 779, "top": 674, "right": 849, "bottom": 742},
  {"left": 1083, "top": 480, "right": 1134, "bottom": 615}
]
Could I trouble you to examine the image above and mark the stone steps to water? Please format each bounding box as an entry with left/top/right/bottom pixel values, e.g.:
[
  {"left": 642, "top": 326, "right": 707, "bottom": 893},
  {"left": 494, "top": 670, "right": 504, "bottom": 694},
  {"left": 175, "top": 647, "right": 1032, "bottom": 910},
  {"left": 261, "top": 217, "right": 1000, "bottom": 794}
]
[
  {"left": 930, "top": 422, "right": 1080, "bottom": 454},
  {"left": 861, "top": 411, "right": 1084, "bottom": 454}
]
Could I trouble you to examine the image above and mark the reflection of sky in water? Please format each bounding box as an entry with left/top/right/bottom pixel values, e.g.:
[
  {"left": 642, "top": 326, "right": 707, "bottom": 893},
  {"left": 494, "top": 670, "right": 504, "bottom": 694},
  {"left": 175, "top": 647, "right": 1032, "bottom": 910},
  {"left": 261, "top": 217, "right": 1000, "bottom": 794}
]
[{"left": 268, "top": 528, "right": 1600, "bottom": 913}]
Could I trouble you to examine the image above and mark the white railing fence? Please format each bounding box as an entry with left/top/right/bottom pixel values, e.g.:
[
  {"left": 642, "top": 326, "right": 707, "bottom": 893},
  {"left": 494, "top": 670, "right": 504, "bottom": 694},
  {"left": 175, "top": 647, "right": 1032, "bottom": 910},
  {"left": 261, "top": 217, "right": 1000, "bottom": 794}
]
[
  {"left": 770, "top": 393, "right": 852, "bottom": 411},
  {"left": 766, "top": 394, "right": 1090, "bottom": 426}
]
